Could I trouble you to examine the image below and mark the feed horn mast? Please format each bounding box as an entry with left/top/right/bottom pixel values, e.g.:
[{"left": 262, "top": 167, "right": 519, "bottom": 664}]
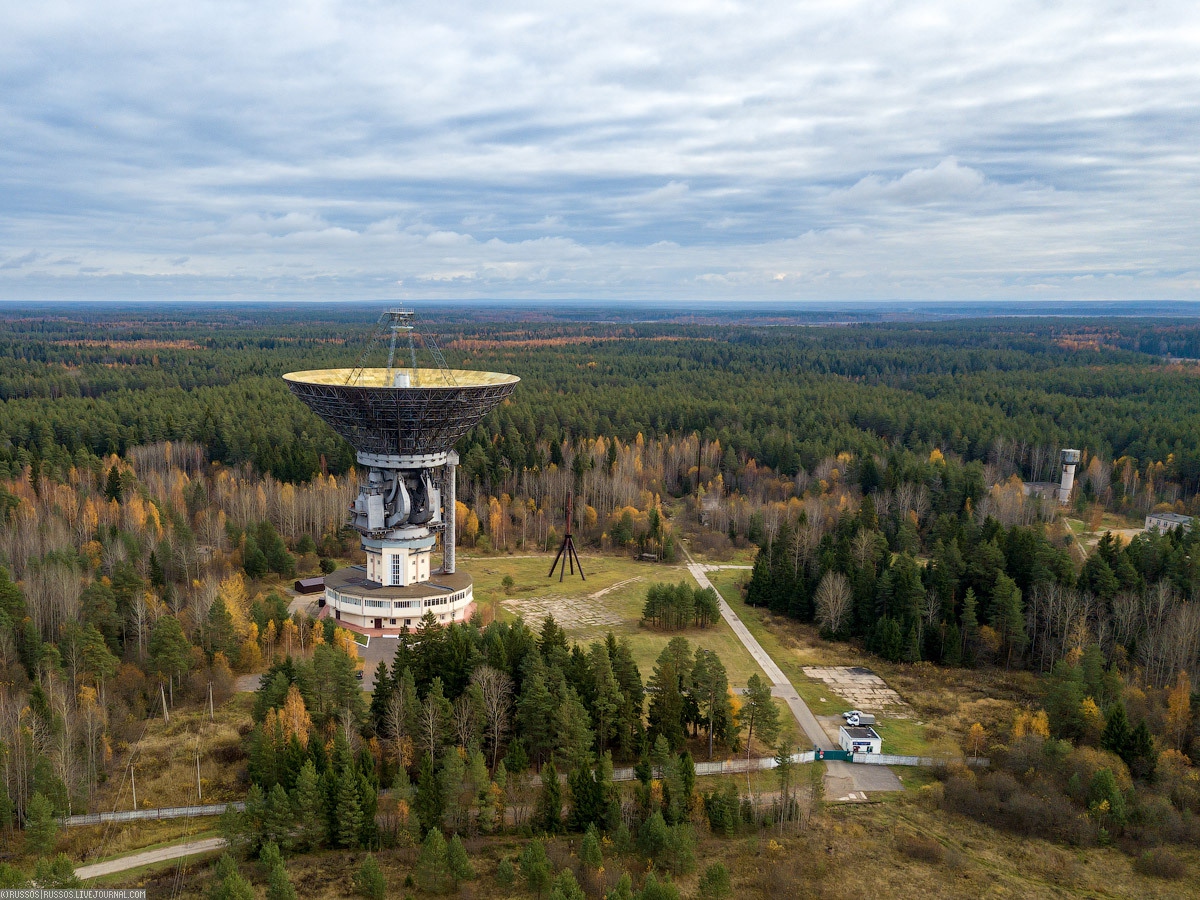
[{"left": 284, "top": 309, "right": 518, "bottom": 633}]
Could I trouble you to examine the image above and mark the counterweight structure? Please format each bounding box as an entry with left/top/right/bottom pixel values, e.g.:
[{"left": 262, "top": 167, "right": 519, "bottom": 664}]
[{"left": 284, "top": 311, "right": 518, "bottom": 632}]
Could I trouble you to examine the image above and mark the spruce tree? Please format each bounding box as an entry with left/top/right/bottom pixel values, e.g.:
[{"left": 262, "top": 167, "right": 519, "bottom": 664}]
[
  {"left": 292, "top": 759, "right": 326, "bottom": 850},
  {"left": 414, "top": 752, "right": 443, "bottom": 834},
  {"left": 1101, "top": 702, "right": 1131, "bottom": 759},
  {"left": 1127, "top": 721, "right": 1157, "bottom": 780},
  {"left": 335, "top": 766, "right": 363, "bottom": 849},
  {"left": 554, "top": 681, "right": 594, "bottom": 770},
  {"left": 535, "top": 758, "right": 563, "bottom": 833},
  {"left": 902, "top": 624, "right": 921, "bottom": 662},
  {"left": 263, "top": 783, "right": 293, "bottom": 850},
  {"left": 960, "top": 588, "right": 979, "bottom": 666}
]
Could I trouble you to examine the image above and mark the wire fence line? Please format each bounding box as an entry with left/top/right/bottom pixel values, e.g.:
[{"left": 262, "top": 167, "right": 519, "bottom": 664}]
[
  {"left": 62, "top": 802, "right": 244, "bottom": 827},
  {"left": 61, "top": 753, "right": 990, "bottom": 827}
]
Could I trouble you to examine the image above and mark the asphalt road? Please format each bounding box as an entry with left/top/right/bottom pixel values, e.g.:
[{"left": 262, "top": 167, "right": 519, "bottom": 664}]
[
  {"left": 75, "top": 837, "right": 227, "bottom": 879},
  {"left": 683, "top": 550, "right": 902, "bottom": 796}
]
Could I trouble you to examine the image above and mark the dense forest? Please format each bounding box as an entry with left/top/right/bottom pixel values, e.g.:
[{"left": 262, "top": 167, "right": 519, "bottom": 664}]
[{"left": 1, "top": 304, "right": 1200, "bottom": 890}]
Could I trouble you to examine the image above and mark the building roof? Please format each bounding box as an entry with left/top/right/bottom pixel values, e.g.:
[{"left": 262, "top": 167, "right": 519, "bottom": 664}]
[
  {"left": 840, "top": 725, "right": 881, "bottom": 740},
  {"left": 325, "top": 565, "right": 472, "bottom": 599},
  {"left": 1148, "top": 513, "right": 1193, "bottom": 524}
]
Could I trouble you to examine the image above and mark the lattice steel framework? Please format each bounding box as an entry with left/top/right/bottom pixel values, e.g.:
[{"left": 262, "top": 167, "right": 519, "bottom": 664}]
[{"left": 283, "top": 373, "right": 517, "bottom": 456}]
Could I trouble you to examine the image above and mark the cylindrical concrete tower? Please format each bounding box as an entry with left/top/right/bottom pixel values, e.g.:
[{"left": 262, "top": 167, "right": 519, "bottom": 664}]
[{"left": 1058, "top": 449, "right": 1081, "bottom": 504}]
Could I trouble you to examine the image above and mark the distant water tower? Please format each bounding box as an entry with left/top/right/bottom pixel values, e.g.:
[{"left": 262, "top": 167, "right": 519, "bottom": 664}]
[
  {"left": 283, "top": 310, "right": 518, "bottom": 633},
  {"left": 1058, "top": 449, "right": 1081, "bottom": 504}
]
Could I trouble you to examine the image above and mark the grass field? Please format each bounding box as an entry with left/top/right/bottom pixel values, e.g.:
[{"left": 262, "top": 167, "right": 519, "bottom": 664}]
[
  {"left": 463, "top": 554, "right": 771, "bottom": 687},
  {"left": 88, "top": 693, "right": 251, "bottom": 816},
  {"left": 703, "top": 567, "right": 1015, "bottom": 759}
]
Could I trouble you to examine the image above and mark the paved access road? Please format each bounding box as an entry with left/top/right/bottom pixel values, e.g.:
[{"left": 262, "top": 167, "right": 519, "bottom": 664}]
[
  {"left": 75, "top": 837, "right": 227, "bottom": 879},
  {"left": 682, "top": 551, "right": 902, "bottom": 796}
]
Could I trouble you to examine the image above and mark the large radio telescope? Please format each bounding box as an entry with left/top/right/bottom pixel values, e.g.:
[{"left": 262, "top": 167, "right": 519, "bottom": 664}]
[{"left": 282, "top": 309, "right": 518, "bottom": 633}]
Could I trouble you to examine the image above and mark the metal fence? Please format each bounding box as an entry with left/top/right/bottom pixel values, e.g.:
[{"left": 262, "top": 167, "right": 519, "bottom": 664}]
[
  {"left": 62, "top": 753, "right": 990, "bottom": 825},
  {"left": 62, "top": 802, "right": 244, "bottom": 827},
  {"left": 851, "top": 754, "right": 989, "bottom": 768}
]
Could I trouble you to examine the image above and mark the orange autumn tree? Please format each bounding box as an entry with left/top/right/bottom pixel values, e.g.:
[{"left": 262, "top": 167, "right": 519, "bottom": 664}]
[{"left": 280, "top": 684, "right": 312, "bottom": 748}]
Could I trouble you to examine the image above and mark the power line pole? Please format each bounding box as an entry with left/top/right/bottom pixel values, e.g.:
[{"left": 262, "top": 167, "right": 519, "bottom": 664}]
[
  {"left": 160, "top": 683, "right": 170, "bottom": 723},
  {"left": 130, "top": 765, "right": 137, "bottom": 810}
]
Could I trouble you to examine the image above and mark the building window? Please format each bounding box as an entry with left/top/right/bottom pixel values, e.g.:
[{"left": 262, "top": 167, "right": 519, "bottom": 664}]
[{"left": 391, "top": 555, "right": 401, "bottom": 585}]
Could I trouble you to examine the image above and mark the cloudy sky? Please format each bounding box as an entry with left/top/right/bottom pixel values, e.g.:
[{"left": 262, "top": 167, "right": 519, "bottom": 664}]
[{"left": 2, "top": 1, "right": 1198, "bottom": 302}]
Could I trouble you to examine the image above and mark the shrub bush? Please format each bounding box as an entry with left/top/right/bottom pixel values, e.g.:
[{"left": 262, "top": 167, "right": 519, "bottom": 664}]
[
  {"left": 1133, "top": 848, "right": 1186, "bottom": 880},
  {"left": 895, "top": 832, "right": 945, "bottom": 864}
]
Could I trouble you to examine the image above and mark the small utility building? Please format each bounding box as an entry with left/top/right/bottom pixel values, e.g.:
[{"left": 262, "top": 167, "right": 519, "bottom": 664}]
[
  {"left": 1145, "top": 513, "right": 1193, "bottom": 534},
  {"left": 839, "top": 725, "right": 882, "bottom": 755}
]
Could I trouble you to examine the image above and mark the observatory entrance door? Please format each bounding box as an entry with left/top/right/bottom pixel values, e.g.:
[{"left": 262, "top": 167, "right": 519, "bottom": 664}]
[{"left": 374, "top": 618, "right": 383, "bottom": 629}]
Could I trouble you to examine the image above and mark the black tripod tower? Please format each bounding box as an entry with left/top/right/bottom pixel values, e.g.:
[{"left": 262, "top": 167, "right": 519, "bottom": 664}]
[{"left": 548, "top": 492, "right": 585, "bottom": 582}]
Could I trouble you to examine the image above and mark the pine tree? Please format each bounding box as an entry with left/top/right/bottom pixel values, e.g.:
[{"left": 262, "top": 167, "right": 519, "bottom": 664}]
[
  {"left": 416, "top": 828, "right": 449, "bottom": 894},
  {"left": 105, "top": 465, "right": 123, "bottom": 502},
  {"left": 265, "top": 862, "right": 297, "bottom": 900},
  {"left": 989, "top": 573, "right": 1026, "bottom": 667},
  {"left": 208, "top": 854, "right": 255, "bottom": 900},
  {"left": 519, "top": 839, "right": 553, "bottom": 900},
  {"left": 692, "top": 648, "right": 733, "bottom": 759},
  {"left": 639, "top": 871, "right": 682, "bottom": 900},
  {"left": 440, "top": 747, "right": 467, "bottom": 833},
  {"left": 588, "top": 642, "right": 624, "bottom": 754},
  {"left": 698, "top": 861, "right": 731, "bottom": 899},
  {"left": 549, "top": 869, "right": 586, "bottom": 900},
  {"left": 23, "top": 792, "right": 57, "bottom": 857},
  {"left": 580, "top": 824, "right": 603, "bottom": 871},
  {"left": 446, "top": 834, "right": 475, "bottom": 888},
  {"left": 354, "top": 855, "right": 387, "bottom": 900},
  {"left": 495, "top": 857, "right": 515, "bottom": 887},
  {"left": 739, "top": 674, "right": 780, "bottom": 798},
  {"left": 648, "top": 638, "right": 691, "bottom": 752},
  {"left": 32, "top": 854, "right": 80, "bottom": 888}
]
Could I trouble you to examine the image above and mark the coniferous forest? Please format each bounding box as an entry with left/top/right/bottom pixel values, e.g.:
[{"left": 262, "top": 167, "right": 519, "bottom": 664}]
[{"left": 1, "top": 302, "right": 1200, "bottom": 895}]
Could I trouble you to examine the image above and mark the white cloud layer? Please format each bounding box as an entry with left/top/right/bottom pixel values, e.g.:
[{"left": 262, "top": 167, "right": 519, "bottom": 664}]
[{"left": 1, "top": 1, "right": 1199, "bottom": 300}]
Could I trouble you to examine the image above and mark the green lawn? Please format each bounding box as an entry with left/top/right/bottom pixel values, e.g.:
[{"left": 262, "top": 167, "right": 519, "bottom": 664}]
[
  {"left": 466, "top": 553, "right": 769, "bottom": 686},
  {"left": 704, "top": 570, "right": 851, "bottom": 714}
]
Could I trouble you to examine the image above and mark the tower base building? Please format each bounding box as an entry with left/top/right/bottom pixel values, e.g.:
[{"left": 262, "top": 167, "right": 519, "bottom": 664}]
[{"left": 323, "top": 567, "right": 474, "bottom": 631}]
